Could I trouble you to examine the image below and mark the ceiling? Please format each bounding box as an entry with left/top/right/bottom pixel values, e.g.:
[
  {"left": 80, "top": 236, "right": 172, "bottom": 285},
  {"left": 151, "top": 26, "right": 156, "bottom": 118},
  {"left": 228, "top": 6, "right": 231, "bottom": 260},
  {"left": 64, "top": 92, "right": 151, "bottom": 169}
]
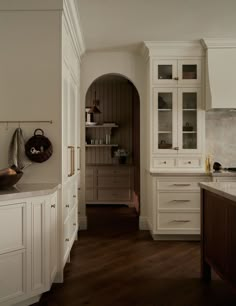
[{"left": 77, "top": 0, "right": 236, "bottom": 52}]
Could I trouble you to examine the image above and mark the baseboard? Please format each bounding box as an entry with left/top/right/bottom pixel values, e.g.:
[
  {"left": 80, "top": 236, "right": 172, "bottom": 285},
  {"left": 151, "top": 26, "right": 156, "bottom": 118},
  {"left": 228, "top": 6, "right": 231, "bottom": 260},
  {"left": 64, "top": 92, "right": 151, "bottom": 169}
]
[
  {"left": 151, "top": 234, "right": 201, "bottom": 241},
  {"left": 79, "top": 216, "right": 87, "bottom": 230},
  {"left": 13, "top": 295, "right": 40, "bottom": 306},
  {"left": 139, "top": 216, "right": 149, "bottom": 230}
]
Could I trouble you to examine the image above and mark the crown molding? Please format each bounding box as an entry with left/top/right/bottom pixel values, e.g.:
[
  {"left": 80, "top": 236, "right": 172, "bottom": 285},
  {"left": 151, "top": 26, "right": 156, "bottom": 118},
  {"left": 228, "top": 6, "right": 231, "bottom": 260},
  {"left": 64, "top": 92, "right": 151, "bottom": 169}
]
[
  {"left": 201, "top": 38, "right": 236, "bottom": 49},
  {"left": 63, "top": 0, "right": 86, "bottom": 58},
  {"left": 142, "top": 40, "right": 204, "bottom": 58}
]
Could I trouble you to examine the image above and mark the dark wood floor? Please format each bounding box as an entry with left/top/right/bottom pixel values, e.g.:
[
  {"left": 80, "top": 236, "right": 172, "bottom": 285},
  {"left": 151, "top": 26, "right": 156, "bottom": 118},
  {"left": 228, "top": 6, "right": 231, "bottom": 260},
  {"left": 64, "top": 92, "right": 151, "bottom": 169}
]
[{"left": 35, "top": 205, "right": 236, "bottom": 306}]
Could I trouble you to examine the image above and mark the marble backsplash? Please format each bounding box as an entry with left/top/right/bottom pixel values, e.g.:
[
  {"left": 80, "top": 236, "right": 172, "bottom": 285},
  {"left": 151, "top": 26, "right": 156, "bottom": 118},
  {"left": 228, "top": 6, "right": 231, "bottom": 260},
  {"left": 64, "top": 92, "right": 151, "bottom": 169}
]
[{"left": 206, "top": 110, "right": 236, "bottom": 167}]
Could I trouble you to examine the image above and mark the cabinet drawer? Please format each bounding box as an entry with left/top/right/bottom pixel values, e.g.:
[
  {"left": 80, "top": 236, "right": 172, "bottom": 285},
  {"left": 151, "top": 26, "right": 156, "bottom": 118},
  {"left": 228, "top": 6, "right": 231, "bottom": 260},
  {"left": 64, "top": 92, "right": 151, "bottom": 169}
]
[
  {"left": 157, "top": 181, "right": 200, "bottom": 191},
  {"left": 0, "top": 203, "right": 26, "bottom": 255},
  {"left": 98, "top": 176, "right": 130, "bottom": 188},
  {"left": 157, "top": 212, "right": 200, "bottom": 230},
  {"left": 98, "top": 189, "right": 131, "bottom": 201},
  {"left": 158, "top": 192, "right": 200, "bottom": 210},
  {"left": 86, "top": 176, "right": 94, "bottom": 188},
  {"left": 153, "top": 158, "right": 175, "bottom": 168},
  {"left": 0, "top": 250, "right": 26, "bottom": 303},
  {"left": 178, "top": 158, "right": 201, "bottom": 168},
  {"left": 97, "top": 168, "right": 130, "bottom": 176}
]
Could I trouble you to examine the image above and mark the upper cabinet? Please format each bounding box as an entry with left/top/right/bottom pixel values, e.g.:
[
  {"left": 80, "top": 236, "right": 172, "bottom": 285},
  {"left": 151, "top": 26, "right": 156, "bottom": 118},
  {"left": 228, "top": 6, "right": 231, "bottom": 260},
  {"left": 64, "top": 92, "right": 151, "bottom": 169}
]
[
  {"left": 144, "top": 41, "right": 205, "bottom": 172},
  {"left": 152, "top": 59, "right": 202, "bottom": 86}
]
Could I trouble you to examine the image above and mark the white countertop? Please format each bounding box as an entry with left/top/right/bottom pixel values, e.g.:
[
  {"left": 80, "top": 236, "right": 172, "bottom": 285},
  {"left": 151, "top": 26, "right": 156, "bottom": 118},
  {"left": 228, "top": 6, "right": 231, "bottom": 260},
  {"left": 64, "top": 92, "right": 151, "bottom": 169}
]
[
  {"left": 211, "top": 170, "right": 236, "bottom": 177},
  {"left": 0, "top": 183, "right": 60, "bottom": 201},
  {"left": 200, "top": 182, "right": 236, "bottom": 202},
  {"left": 148, "top": 170, "right": 236, "bottom": 177}
]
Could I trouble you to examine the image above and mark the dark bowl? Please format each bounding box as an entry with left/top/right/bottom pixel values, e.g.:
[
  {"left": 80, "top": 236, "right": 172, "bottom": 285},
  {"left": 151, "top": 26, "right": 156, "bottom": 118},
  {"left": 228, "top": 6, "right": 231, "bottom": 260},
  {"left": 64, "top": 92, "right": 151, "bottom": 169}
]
[{"left": 0, "top": 172, "right": 23, "bottom": 189}]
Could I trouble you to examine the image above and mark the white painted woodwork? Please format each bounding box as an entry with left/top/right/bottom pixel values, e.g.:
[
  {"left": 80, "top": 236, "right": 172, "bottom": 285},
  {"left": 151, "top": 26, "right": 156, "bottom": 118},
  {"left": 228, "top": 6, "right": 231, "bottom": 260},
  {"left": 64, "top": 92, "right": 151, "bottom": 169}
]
[
  {"left": 146, "top": 175, "right": 211, "bottom": 239},
  {"left": 202, "top": 39, "right": 236, "bottom": 109},
  {"left": 49, "top": 193, "right": 57, "bottom": 285},
  {"left": 158, "top": 192, "right": 200, "bottom": 210},
  {"left": 0, "top": 250, "right": 26, "bottom": 304},
  {"left": 0, "top": 203, "right": 26, "bottom": 255},
  {"left": 157, "top": 212, "right": 200, "bottom": 233},
  {"left": 31, "top": 197, "right": 46, "bottom": 293}
]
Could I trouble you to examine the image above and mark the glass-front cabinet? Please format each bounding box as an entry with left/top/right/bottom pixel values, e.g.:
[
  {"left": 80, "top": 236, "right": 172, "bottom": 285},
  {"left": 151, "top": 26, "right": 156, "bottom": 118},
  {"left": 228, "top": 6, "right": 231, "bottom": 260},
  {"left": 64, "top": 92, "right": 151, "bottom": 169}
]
[
  {"left": 152, "top": 59, "right": 201, "bottom": 86},
  {"left": 153, "top": 87, "right": 201, "bottom": 154}
]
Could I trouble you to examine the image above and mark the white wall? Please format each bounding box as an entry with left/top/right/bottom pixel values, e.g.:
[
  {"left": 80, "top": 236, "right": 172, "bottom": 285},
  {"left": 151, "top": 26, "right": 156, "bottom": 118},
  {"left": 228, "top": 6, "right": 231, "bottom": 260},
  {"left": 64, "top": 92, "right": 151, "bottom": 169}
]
[
  {"left": 0, "top": 10, "right": 61, "bottom": 183},
  {"left": 80, "top": 51, "right": 147, "bottom": 220}
]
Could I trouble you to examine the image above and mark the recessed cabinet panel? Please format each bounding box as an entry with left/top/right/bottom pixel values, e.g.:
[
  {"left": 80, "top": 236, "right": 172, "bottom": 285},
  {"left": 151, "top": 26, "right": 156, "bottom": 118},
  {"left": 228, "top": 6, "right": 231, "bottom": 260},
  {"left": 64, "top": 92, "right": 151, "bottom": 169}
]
[
  {"left": 157, "top": 212, "right": 200, "bottom": 231},
  {"left": 0, "top": 203, "right": 26, "bottom": 255},
  {"left": 0, "top": 250, "right": 25, "bottom": 303}
]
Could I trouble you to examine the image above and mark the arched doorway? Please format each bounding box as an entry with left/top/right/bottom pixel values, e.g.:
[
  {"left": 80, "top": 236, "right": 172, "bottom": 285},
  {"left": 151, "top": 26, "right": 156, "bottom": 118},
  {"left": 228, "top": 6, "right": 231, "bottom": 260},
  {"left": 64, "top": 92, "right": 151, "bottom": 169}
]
[{"left": 84, "top": 73, "right": 140, "bottom": 224}]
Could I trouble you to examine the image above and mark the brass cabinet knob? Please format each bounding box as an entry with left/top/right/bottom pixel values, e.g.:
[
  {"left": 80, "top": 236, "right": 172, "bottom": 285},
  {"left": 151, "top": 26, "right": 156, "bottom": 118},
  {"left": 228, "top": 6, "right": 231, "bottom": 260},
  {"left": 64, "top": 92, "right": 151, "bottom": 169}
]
[
  {"left": 51, "top": 204, "right": 56, "bottom": 208},
  {"left": 173, "top": 77, "right": 179, "bottom": 80},
  {"left": 65, "top": 238, "right": 69, "bottom": 242},
  {"left": 66, "top": 204, "right": 70, "bottom": 208}
]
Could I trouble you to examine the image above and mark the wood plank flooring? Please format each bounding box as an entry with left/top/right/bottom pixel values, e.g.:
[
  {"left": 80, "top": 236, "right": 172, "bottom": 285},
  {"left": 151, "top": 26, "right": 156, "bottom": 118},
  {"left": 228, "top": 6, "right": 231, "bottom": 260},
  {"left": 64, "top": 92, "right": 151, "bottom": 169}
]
[{"left": 35, "top": 205, "right": 236, "bottom": 306}]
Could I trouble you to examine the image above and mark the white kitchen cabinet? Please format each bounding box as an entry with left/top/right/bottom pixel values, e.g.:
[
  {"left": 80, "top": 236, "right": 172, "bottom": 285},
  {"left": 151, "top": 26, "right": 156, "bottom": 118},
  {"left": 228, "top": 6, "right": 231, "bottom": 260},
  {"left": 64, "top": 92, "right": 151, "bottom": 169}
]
[
  {"left": 152, "top": 58, "right": 202, "bottom": 86},
  {"left": 144, "top": 42, "right": 205, "bottom": 172},
  {"left": 153, "top": 87, "right": 203, "bottom": 156},
  {"left": 147, "top": 175, "right": 210, "bottom": 239},
  {"left": 0, "top": 189, "right": 58, "bottom": 306}
]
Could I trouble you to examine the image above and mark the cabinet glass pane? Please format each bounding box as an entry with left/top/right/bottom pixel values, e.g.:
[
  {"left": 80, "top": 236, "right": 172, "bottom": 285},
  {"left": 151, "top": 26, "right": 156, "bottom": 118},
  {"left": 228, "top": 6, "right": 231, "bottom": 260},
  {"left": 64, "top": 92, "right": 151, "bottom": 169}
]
[
  {"left": 158, "top": 92, "right": 173, "bottom": 149},
  {"left": 182, "top": 92, "right": 197, "bottom": 149},
  {"left": 158, "top": 65, "right": 172, "bottom": 80},
  {"left": 182, "top": 65, "right": 197, "bottom": 79}
]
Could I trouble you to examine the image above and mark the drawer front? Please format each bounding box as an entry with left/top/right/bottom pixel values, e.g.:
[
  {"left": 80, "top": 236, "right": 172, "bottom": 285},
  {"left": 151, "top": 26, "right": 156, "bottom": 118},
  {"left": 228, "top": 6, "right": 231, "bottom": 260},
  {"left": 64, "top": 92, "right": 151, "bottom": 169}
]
[
  {"left": 86, "top": 189, "right": 96, "bottom": 202},
  {"left": 97, "top": 168, "right": 130, "bottom": 176},
  {"left": 153, "top": 158, "right": 176, "bottom": 168},
  {"left": 98, "top": 189, "right": 131, "bottom": 201},
  {"left": 157, "top": 212, "right": 200, "bottom": 230},
  {"left": 98, "top": 176, "right": 130, "bottom": 188},
  {"left": 0, "top": 203, "right": 26, "bottom": 255},
  {"left": 178, "top": 158, "right": 201, "bottom": 168},
  {"left": 158, "top": 181, "right": 200, "bottom": 191},
  {"left": 0, "top": 250, "right": 26, "bottom": 303},
  {"left": 158, "top": 192, "right": 200, "bottom": 210},
  {"left": 86, "top": 176, "right": 94, "bottom": 188}
]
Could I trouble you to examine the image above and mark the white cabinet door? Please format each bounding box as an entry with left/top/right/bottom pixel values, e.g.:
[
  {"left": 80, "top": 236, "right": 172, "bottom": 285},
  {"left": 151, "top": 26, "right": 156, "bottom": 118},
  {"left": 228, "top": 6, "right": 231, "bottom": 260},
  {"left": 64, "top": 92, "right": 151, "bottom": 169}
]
[
  {"left": 153, "top": 88, "right": 178, "bottom": 153},
  {"left": 152, "top": 59, "right": 178, "bottom": 85},
  {"left": 178, "top": 59, "right": 202, "bottom": 86},
  {"left": 31, "top": 197, "right": 47, "bottom": 294},
  {"left": 49, "top": 193, "right": 57, "bottom": 285},
  {"left": 178, "top": 88, "right": 202, "bottom": 153},
  {"left": 0, "top": 250, "right": 26, "bottom": 304}
]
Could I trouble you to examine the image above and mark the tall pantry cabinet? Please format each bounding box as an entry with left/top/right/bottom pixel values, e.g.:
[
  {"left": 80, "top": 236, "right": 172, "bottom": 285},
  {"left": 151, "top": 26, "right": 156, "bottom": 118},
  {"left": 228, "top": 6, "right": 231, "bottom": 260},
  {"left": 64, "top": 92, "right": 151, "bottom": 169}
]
[
  {"left": 0, "top": 0, "right": 84, "bottom": 285},
  {"left": 143, "top": 42, "right": 207, "bottom": 240}
]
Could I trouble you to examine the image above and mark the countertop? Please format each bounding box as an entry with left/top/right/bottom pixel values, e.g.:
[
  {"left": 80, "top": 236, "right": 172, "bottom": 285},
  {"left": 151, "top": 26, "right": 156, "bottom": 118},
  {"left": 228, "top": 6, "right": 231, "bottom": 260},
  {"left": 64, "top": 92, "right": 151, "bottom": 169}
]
[
  {"left": 200, "top": 182, "right": 236, "bottom": 203},
  {"left": 148, "top": 170, "right": 236, "bottom": 177},
  {"left": 211, "top": 170, "right": 236, "bottom": 177},
  {"left": 0, "top": 183, "right": 60, "bottom": 201}
]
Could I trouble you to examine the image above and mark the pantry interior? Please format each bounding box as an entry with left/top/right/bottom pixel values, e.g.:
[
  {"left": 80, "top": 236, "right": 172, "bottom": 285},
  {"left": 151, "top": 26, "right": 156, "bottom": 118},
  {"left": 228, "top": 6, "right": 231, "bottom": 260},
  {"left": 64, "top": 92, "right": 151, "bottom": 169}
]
[{"left": 85, "top": 74, "right": 140, "bottom": 212}]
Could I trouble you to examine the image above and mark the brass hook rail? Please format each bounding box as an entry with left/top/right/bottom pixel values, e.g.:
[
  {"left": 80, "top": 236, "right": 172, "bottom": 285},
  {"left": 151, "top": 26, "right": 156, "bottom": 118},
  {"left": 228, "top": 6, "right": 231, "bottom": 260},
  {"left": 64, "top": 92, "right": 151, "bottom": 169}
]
[{"left": 0, "top": 120, "right": 53, "bottom": 124}]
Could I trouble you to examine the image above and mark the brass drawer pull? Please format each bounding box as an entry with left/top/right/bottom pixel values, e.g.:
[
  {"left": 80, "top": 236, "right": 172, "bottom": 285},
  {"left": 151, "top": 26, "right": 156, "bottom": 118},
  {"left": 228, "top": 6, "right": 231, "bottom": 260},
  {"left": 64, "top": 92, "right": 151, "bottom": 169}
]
[
  {"left": 171, "top": 220, "right": 191, "bottom": 223},
  {"left": 172, "top": 200, "right": 191, "bottom": 203},
  {"left": 173, "top": 184, "right": 191, "bottom": 187},
  {"left": 51, "top": 204, "right": 56, "bottom": 208}
]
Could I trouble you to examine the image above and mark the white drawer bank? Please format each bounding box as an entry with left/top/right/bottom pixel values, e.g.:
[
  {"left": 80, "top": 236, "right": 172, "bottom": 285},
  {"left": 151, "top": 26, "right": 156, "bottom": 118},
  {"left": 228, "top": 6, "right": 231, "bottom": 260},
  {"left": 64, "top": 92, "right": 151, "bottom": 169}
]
[
  {"left": 146, "top": 173, "right": 211, "bottom": 240},
  {"left": 0, "top": 184, "right": 60, "bottom": 306}
]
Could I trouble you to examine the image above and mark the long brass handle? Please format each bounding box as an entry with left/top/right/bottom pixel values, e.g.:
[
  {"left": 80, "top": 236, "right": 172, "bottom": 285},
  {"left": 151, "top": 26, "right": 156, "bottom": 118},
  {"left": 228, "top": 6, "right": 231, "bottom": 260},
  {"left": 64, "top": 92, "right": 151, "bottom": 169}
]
[
  {"left": 171, "top": 220, "right": 190, "bottom": 223},
  {"left": 77, "top": 146, "right": 80, "bottom": 171},
  {"left": 173, "top": 184, "right": 191, "bottom": 187},
  {"left": 172, "top": 200, "right": 191, "bottom": 203},
  {"left": 68, "top": 146, "right": 73, "bottom": 177},
  {"left": 72, "top": 146, "right": 75, "bottom": 175}
]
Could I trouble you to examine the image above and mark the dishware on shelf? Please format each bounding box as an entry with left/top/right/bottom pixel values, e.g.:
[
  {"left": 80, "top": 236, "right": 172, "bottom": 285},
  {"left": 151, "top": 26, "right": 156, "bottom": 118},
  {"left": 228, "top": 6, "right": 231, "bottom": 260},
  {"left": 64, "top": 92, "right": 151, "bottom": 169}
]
[
  {"left": 86, "top": 122, "right": 97, "bottom": 126},
  {"left": 183, "top": 122, "right": 193, "bottom": 131}
]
